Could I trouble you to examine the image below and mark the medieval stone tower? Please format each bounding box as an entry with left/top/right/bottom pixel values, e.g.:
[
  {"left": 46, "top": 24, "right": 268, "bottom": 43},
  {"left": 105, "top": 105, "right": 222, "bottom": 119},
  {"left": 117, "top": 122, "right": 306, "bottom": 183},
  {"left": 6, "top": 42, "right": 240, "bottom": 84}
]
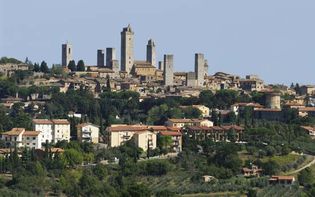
[
  {"left": 163, "top": 54, "right": 174, "bottom": 86},
  {"left": 106, "top": 48, "right": 116, "bottom": 69},
  {"left": 62, "top": 43, "right": 73, "bottom": 67},
  {"left": 195, "top": 53, "right": 205, "bottom": 87},
  {"left": 120, "top": 24, "right": 134, "bottom": 74},
  {"left": 146, "top": 39, "right": 156, "bottom": 67},
  {"left": 97, "top": 49, "right": 105, "bottom": 67}
]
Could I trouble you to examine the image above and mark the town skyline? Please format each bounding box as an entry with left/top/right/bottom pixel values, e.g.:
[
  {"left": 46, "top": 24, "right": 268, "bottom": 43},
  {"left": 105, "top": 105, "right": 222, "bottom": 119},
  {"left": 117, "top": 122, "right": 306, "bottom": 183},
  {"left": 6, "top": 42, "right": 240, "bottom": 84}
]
[{"left": 1, "top": 0, "right": 315, "bottom": 85}]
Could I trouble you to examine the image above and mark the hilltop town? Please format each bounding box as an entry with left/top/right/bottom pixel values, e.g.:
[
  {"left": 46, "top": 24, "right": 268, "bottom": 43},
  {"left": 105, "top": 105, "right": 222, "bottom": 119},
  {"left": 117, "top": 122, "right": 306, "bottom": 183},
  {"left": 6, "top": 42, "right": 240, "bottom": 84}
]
[{"left": 0, "top": 25, "right": 315, "bottom": 196}]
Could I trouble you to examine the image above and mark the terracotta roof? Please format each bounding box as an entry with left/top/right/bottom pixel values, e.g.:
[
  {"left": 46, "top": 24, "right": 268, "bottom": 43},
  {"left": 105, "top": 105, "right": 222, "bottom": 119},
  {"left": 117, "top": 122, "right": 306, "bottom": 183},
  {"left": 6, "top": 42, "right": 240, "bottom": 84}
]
[
  {"left": 51, "top": 119, "right": 70, "bottom": 124},
  {"left": 299, "top": 107, "right": 315, "bottom": 112},
  {"left": 23, "top": 131, "right": 40, "bottom": 136},
  {"left": 168, "top": 118, "right": 208, "bottom": 123},
  {"left": 33, "top": 119, "right": 53, "bottom": 124},
  {"left": 160, "top": 131, "right": 182, "bottom": 136},
  {"left": 2, "top": 128, "right": 25, "bottom": 136},
  {"left": 76, "top": 123, "right": 99, "bottom": 128},
  {"left": 107, "top": 125, "right": 148, "bottom": 132}
]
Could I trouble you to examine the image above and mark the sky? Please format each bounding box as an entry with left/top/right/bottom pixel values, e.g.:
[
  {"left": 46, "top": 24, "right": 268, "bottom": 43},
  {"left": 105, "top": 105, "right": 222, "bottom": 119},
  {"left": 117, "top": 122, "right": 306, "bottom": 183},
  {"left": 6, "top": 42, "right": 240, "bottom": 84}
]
[{"left": 0, "top": 0, "right": 315, "bottom": 85}]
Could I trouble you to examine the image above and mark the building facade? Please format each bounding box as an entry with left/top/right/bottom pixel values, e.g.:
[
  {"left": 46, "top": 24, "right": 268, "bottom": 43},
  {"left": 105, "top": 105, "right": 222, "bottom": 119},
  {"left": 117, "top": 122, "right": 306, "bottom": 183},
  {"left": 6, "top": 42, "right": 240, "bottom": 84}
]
[
  {"left": 33, "top": 119, "right": 70, "bottom": 144},
  {"left": 77, "top": 123, "right": 100, "bottom": 143}
]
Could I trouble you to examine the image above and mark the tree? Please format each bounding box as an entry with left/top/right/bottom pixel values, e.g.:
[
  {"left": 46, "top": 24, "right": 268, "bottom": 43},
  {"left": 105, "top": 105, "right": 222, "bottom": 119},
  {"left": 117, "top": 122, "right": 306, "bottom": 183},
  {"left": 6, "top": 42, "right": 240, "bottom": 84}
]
[
  {"left": 298, "top": 167, "right": 313, "bottom": 186},
  {"left": 33, "top": 63, "right": 40, "bottom": 72},
  {"left": 40, "top": 61, "right": 49, "bottom": 73},
  {"left": 182, "top": 106, "right": 202, "bottom": 118},
  {"left": 77, "top": 60, "right": 85, "bottom": 71},
  {"left": 63, "top": 149, "right": 83, "bottom": 167},
  {"left": 68, "top": 60, "right": 76, "bottom": 72}
]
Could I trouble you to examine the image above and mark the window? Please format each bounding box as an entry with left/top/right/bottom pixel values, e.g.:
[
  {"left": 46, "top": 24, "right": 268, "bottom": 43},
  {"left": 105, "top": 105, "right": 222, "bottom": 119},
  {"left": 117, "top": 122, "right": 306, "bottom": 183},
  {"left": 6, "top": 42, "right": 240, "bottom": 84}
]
[
  {"left": 26, "top": 137, "right": 29, "bottom": 140},
  {"left": 27, "top": 143, "right": 29, "bottom": 145},
  {"left": 33, "top": 143, "right": 35, "bottom": 146},
  {"left": 33, "top": 137, "right": 36, "bottom": 140}
]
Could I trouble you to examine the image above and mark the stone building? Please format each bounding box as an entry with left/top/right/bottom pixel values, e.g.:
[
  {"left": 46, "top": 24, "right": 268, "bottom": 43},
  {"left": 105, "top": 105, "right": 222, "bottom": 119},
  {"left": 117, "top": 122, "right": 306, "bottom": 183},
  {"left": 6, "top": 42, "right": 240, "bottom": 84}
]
[
  {"left": 62, "top": 43, "right": 73, "bottom": 67},
  {"left": 195, "top": 53, "right": 205, "bottom": 87},
  {"left": 163, "top": 54, "right": 174, "bottom": 86},
  {"left": 106, "top": 48, "right": 116, "bottom": 69},
  {"left": 121, "top": 24, "right": 134, "bottom": 74},
  {"left": 265, "top": 92, "right": 281, "bottom": 109},
  {"left": 146, "top": 39, "right": 156, "bottom": 67},
  {"left": 97, "top": 49, "right": 105, "bottom": 67},
  {"left": 186, "top": 72, "right": 197, "bottom": 87}
]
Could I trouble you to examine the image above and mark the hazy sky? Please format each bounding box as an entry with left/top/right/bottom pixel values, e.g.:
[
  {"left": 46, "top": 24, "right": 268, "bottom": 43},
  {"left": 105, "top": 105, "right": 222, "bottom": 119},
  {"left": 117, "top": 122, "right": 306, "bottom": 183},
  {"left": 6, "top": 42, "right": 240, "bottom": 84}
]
[{"left": 1, "top": 0, "right": 315, "bottom": 85}]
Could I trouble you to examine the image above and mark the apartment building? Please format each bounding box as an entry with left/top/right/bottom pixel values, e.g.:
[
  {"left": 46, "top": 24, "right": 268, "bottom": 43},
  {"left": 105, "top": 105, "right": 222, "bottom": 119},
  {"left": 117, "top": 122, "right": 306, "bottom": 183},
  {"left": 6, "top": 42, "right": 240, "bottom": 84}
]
[
  {"left": 76, "top": 123, "right": 100, "bottom": 143},
  {"left": 33, "top": 119, "right": 70, "bottom": 143},
  {"left": 1, "top": 128, "right": 42, "bottom": 149}
]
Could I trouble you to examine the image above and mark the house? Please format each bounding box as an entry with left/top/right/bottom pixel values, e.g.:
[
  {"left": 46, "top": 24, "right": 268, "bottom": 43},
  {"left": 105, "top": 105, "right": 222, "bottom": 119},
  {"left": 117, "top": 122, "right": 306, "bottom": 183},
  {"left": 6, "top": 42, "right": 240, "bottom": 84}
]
[
  {"left": 159, "top": 131, "right": 182, "bottom": 152},
  {"left": 242, "top": 165, "right": 263, "bottom": 177},
  {"left": 33, "top": 119, "right": 70, "bottom": 144},
  {"left": 269, "top": 176, "right": 296, "bottom": 185},
  {"left": 183, "top": 125, "right": 244, "bottom": 142},
  {"left": 1, "top": 128, "right": 42, "bottom": 149},
  {"left": 301, "top": 126, "right": 315, "bottom": 139},
  {"left": 180, "top": 105, "right": 210, "bottom": 117},
  {"left": 76, "top": 123, "right": 100, "bottom": 143},
  {"left": 239, "top": 75, "right": 264, "bottom": 92},
  {"left": 299, "top": 85, "right": 315, "bottom": 95},
  {"left": 165, "top": 118, "right": 213, "bottom": 128},
  {"left": 106, "top": 125, "right": 157, "bottom": 151},
  {"left": 134, "top": 130, "right": 157, "bottom": 152}
]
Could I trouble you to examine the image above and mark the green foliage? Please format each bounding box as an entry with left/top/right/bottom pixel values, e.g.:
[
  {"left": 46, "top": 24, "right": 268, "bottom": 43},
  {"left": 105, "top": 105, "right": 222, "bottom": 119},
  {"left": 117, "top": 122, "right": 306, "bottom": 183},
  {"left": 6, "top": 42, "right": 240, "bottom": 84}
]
[
  {"left": 298, "top": 167, "right": 313, "bottom": 186},
  {"left": 63, "top": 149, "right": 83, "bottom": 167},
  {"left": 40, "top": 61, "right": 49, "bottom": 73},
  {"left": 68, "top": 60, "right": 76, "bottom": 72},
  {"left": 77, "top": 60, "right": 85, "bottom": 71},
  {"left": 0, "top": 57, "right": 22, "bottom": 64}
]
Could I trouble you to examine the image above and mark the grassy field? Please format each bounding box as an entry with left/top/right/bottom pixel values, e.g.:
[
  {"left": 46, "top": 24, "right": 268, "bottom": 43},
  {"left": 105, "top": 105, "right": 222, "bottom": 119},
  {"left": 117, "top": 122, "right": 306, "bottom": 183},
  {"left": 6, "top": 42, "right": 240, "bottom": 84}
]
[{"left": 261, "top": 154, "right": 300, "bottom": 166}]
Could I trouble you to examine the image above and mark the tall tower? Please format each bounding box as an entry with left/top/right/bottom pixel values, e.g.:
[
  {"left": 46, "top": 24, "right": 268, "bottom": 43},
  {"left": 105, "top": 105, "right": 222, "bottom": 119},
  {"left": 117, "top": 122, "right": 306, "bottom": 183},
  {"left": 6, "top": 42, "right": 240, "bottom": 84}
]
[
  {"left": 163, "top": 54, "right": 174, "bottom": 86},
  {"left": 121, "top": 24, "right": 134, "bottom": 74},
  {"left": 97, "top": 49, "right": 105, "bottom": 67},
  {"left": 62, "top": 43, "right": 73, "bottom": 67},
  {"left": 106, "top": 48, "right": 116, "bottom": 69},
  {"left": 146, "top": 39, "right": 156, "bottom": 67},
  {"left": 195, "top": 53, "right": 205, "bottom": 87}
]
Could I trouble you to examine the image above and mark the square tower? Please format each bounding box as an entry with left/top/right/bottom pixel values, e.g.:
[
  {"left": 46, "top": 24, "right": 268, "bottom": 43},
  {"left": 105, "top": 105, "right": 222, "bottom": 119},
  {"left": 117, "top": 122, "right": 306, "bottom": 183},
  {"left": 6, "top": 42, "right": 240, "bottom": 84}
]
[
  {"left": 106, "top": 48, "right": 116, "bottom": 69},
  {"left": 164, "top": 54, "right": 174, "bottom": 86},
  {"left": 97, "top": 49, "right": 105, "bottom": 67},
  {"left": 62, "top": 43, "right": 73, "bottom": 67},
  {"left": 146, "top": 39, "right": 156, "bottom": 67},
  {"left": 195, "top": 53, "right": 205, "bottom": 87},
  {"left": 121, "top": 24, "right": 134, "bottom": 74}
]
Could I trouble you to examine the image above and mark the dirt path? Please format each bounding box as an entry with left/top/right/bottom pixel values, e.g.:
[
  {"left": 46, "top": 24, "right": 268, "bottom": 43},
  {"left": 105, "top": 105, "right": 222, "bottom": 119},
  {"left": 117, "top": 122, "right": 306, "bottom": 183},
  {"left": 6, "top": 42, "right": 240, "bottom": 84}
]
[{"left": 287, "top": 155, "right": 315, "bottom": 175}]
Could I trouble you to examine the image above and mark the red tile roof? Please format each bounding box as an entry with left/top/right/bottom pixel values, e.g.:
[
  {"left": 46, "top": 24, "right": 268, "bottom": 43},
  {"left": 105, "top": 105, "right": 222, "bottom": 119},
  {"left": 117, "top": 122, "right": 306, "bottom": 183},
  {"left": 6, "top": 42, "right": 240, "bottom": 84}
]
[{"left": 160, "top": 131, "right": 182, "bottom": 136}]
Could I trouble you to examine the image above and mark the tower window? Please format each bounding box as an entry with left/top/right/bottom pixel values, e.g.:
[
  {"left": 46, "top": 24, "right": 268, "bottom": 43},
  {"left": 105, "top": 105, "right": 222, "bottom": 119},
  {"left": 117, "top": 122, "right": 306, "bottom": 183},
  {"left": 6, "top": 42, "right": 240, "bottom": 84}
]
[{"left": 69, "top": 48, "right": 71, "bottom": 53}]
